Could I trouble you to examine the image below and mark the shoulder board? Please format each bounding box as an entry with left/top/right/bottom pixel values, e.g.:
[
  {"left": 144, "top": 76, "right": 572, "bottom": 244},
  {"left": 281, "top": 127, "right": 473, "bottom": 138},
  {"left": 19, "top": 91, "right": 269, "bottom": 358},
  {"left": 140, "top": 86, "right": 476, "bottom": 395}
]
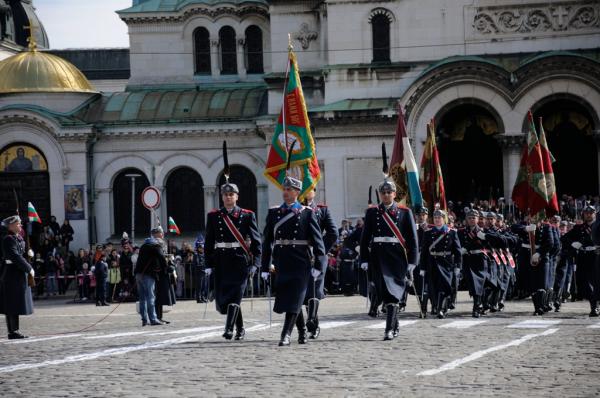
[
  {"left": 317, "top": 204, "right": 327, "bottom": 208},
  {"left": 209, "top": 209, "right": 219, "bottom": 214},
  {"left": 397, "top": 204, "right": 409, "bottom": 210},
  {"left": 241, "top": 209, "right": 254, "bottom": 214},
  {"left": 269, "top": 206, "right": 279, "bottom": 209},
  {"left": 427, "top": 223, "right": 435, "bottom": 228}
]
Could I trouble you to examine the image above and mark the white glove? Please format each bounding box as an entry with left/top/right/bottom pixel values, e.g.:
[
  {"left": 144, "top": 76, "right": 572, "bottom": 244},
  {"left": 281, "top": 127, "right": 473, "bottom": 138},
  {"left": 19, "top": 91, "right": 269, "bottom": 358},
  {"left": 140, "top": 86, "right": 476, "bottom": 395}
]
[
  {"left": 460, "top": 247, "right": 468, "bottom": 255},
  {"left": 476, "top": 231, "right": 486, "bottom": 240},
  {"left": 29, "top": 269, "right": 35, "bottom": 277},
  {"left": 408, "top": 264, "right": 416, "bottom": 274},
  {"left": 172, "top": 271, "right": 178, "bottom": 280},
  {"left": 531, "top": 253, "right": 540, "bottom": 264},
  {"left": 261, "top": 272, "right": 270, "bottom": 281},
  {"left": 27, "top": 249, "right": 34, "bottom": 258},
  {"left": 311, "top": 268, "right": 321, "bottom": 278},
  {"left": 204, "top": 268, "right": 212, "bottom": 276},
  {"left": 360, "top": 262, "right": 368, "bottom": 271},
  {"left": 525, "top": 224, "right": 537, "bottom": 232},
  {"left": 419, "top": 270, "right": 426, "bottom": 277},
  {"left": 571, "top": 241, "right": 583, "bottom": 250},
  {"left": 249, "top": 265, "right": 258, "bottom": 275},
  {"left": 354, "top": 246, "right": 360, "bottom": 254}
]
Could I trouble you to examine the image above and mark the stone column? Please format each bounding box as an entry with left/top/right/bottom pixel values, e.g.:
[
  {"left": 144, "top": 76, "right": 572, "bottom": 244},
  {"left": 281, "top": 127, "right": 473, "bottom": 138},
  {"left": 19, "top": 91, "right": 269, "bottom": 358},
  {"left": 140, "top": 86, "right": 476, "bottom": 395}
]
[
  {"left": 237, "top": 37, "right": 246, "bottom": 79},
  {"left": 496, "top": 134, "right": 526, "bottom": 203},
  {"left": 256, "top": 183, "right": 268, "bottom": 231},
  {"left": 203, "top": 185, "right": 218, "bottom": 227},
  {"left": 210, "top": 38, "right": 220, "bottom": 78}
]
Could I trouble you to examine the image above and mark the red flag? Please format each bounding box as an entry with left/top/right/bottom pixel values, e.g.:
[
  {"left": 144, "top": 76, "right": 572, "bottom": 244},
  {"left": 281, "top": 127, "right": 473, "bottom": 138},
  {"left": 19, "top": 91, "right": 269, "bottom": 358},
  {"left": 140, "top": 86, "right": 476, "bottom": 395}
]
[
  {"left": 538, "top": 117, "right": 559, "bottom": 216},
  {"left": 511, "top": 111, "right": 549, "bottom": 218},
  {"left": 419, "top": 119, "right": 446, "bottom": 213}
]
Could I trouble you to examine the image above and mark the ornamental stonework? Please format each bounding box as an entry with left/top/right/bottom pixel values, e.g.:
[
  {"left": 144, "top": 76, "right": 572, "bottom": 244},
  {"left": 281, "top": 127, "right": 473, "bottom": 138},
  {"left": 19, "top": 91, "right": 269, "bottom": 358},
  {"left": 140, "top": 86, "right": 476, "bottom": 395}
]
[{"left": 469, "top": 1, "right": 599, "bottom": 38}]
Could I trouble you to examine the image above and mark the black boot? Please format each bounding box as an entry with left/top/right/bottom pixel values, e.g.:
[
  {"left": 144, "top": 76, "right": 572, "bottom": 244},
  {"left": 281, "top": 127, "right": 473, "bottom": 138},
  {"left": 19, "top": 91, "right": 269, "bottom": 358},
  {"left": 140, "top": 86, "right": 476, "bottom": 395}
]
[
  {"left": 553, "top": 289, "right": 562, "bottom": 312},
  {"left": 590, "top": 301, "right": 600, "bottom": 317},
  {"left": 296, "top": 311, "right": 308, "bottom": 344},
  {"left": 472, "top": 295, "right": 481, "bottom": 318},
  {"left": 234, "top": 307, "right": 245, "bottom": 340},
  {"left": 223, "top": 304, "right": 239, "bottom": 340},
  {"left": 449, "top": 289, "right": 457, "bottom": 310},
  {"left": 306, "top": 299, "right": 320, "bottom": 339},
  {"left": 279, "top": 312, "right": 298, "bottom": 346},
  {"left": 7, "top": 315, "right": 26, "bottom": 339},
  {"left": 383, "top": 304, "right": 398, "bottom": 341},
  {"left": 533, "top": 290, "right": 545, "bottom": 316},
  {"left": 368, "top": 295, "right": 380, "bottom": 318},
  {"left": 419, "top": 293, "right": 428, "bottom": 318},
  {"left": 437, "top": 294, "right": 448, "bottom": 319}
]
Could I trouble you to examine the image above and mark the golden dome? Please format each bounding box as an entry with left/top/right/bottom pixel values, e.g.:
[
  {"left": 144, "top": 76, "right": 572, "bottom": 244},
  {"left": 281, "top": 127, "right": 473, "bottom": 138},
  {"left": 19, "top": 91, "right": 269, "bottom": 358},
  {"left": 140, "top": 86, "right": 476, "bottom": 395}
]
[{"left": 0, "top": 49, "right": 97, "bottom": 94}]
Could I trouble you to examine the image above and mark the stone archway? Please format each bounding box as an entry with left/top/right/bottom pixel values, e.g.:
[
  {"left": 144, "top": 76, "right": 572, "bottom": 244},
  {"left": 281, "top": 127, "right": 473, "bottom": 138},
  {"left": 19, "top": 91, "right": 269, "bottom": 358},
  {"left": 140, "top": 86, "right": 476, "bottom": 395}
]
[
  {"left": 112, "top": 168, "right": 150, "bottom": 240},
  {"left": 166, "top": 167, "right": 205, "bottom": 233}
]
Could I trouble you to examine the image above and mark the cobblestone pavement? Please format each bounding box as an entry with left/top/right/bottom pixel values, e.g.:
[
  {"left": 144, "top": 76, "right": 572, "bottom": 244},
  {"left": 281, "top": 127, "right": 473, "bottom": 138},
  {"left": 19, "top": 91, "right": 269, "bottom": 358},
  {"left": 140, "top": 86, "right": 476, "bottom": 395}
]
[{"left": 1, "top": 292, "right": 599, "bottom": 397}]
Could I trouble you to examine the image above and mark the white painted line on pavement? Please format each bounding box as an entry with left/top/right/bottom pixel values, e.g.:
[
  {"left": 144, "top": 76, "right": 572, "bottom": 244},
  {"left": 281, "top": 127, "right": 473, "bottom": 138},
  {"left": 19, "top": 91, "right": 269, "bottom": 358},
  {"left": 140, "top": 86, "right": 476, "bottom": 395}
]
[
  {"left": 438, "top": 320, "right": 488, "bottom": 329},
  {"left": 0, "top": 323, "right": 277, "bottom": 374},
  {"left": 364, "top": 320, "right": 418, "bottom": 329},
  {"left": 4, "top": 333, "right": 87, "bottom": 345},
  {"left": 417, "top": 328, "right": 559, "bottom": 376},
  {"left": 507, "top": 320, "right": 562, "bottom": 329},
  {"left": 587, "top": 322, "right": 600, "bottom": 329},
  {"left": 144, "top": 325, "right": 223, "bottom": 337},
  {"left": 85, "top": 331, "right": 153, "bottom": 340},
  {"left": 318, "top": 321, "right": 355, "bottom": 329}
]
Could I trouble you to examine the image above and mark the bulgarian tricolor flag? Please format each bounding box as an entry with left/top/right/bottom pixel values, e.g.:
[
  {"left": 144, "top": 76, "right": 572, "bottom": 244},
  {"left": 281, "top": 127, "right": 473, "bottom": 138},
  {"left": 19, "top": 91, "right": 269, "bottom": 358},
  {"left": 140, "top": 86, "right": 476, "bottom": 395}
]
[
  {"left": 168, "top": 217, "right": 181, "bottom": 235},
  {"left": 28, "top": 202, "right": 41, "bottom": 223},
  {"left": 512, "top": 111, "right": 549, "bottom": 218},
  {"left": 420, "top": 119, "right": 447, "bottom": 213},
  {"left": 264, "top": 44, "right": 320, "bottom": 200},
  {"left": 389, "top": 104, "right": 423, "bottom": 209}
]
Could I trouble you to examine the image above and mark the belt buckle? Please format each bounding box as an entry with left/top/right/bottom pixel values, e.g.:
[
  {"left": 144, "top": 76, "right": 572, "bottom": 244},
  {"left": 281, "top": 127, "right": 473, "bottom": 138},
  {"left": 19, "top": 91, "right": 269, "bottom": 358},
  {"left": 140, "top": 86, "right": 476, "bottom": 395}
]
[{"left": 283, "top": 239, "right": 290, "bottom": 245}]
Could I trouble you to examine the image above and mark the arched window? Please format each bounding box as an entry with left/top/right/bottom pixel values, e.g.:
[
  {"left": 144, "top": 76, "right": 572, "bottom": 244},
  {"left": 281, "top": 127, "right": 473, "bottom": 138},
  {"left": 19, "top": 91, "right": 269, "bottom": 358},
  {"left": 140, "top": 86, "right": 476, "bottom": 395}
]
[
  {"left": 194, "top": 27, "right": 211, "bottom": 75},
  {"left": 219, "top": 26, "right": 237, "bottom": 75},
  {"left": 245, "top": 25, "right": 263, "bottom": 74},
  {"left": 166, "top": 167, "right": 205, "bottom": 232},
  {"left": 371, "top": 11, "right": 392, "bottom": 63},
  {"left": 113, "top": 168, "right": 150, "bottom": 238}
]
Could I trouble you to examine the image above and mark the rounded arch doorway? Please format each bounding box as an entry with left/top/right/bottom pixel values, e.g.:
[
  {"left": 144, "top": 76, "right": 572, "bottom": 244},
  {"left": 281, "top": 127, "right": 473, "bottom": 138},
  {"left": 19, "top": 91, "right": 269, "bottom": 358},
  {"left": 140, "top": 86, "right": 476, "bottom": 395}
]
[
  {"left": 113, "top": 168, "right": 150, "bottom": 239},
  {"left": 436, "top": 102, "right": 504, "bottom": 203},
  {"left": 166, "top": 167, "right": 205, "bottom": 233},
  {"left": 531, "top": 96, "right": 598, "bottom": 197},
  {"left": 217, "top": 165, "right": 257, "bottom": 214}
]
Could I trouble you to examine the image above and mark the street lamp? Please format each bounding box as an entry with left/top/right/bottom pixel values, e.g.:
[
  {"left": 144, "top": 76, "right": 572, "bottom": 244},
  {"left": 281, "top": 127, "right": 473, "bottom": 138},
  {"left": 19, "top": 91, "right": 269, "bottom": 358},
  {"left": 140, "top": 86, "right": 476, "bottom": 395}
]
[{"left": 124, "top": 173, "right": 141, "bottom": 245}]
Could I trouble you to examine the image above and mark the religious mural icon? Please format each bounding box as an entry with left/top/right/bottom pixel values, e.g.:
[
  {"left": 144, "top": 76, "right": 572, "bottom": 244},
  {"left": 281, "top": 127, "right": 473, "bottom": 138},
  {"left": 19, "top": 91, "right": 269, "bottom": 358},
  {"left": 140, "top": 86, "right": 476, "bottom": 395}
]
[
  {"left": 0, "top": 144, "right": 47, "bottom": 173},
  {"left": 64, "top": 185, "right": 85, "bottom": 220}
]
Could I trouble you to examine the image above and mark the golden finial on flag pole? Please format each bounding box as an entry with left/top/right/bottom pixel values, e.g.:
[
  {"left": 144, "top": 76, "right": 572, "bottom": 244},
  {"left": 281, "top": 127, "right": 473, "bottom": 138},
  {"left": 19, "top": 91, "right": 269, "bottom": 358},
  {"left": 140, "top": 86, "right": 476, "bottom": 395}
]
[{"left": 287, "top": 33, "right": 293, "bottom": 51}]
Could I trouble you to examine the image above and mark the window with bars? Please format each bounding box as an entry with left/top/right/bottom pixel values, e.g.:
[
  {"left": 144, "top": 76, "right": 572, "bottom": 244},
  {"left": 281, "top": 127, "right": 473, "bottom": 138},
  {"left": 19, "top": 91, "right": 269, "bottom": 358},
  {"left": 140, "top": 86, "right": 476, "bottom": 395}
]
[
  {"left": 194, "top": 27, "right": 211, "bottom": 75},
  {"left": 245, "top": 25, "right": 263, "bottom": 74},
  {"left": 219, "top": 26, "right": 237, "bottom": 75},
  {"left": 371, "top": 13, "right": 391, "bottom": 63}
]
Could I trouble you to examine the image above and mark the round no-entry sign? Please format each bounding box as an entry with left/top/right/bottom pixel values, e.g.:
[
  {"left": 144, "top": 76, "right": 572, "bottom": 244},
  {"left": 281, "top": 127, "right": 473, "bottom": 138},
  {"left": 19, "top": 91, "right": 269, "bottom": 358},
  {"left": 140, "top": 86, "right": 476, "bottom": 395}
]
[{"left": 141, "top": 186, "right": 161, "bottom": 210}]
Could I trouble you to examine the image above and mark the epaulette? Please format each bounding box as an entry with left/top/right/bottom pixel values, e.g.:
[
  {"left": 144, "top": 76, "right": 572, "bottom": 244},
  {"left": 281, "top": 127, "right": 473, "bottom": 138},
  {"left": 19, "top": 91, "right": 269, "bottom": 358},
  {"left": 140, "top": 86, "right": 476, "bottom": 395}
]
[
  {"left": 317, "top": 204, "right": 327, "bottom": 208},
  {"left": 397, "top": 204, "right": 409, "bottom": 210},
  {"left": 209, "top": 209, "right": 219, "bottom": 214},
  {"left": 241, "top": 209, "right": 254, "bottom": 214}
]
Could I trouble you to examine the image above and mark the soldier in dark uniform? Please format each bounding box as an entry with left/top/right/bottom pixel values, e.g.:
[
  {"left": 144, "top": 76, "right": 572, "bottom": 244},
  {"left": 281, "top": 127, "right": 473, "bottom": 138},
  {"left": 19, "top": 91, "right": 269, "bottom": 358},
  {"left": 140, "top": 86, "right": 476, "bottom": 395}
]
[
  {"left": 458, "top": 210, "right": 491, "bottom": 317},
  {"left": 261, "top": 176, "right": 326, "bottom": 346},
  {"left": 204, "top": 180, "right": 262, "bottom": 340},
  {"left": 0, "top": 215, "right": 34, "bottom": 339},
  {"left": 359, "top": 179, "right": 418, "bottom": 340},
  {"left": 495, "top": 214, "right": 518, "bottom": 311},
  {"left": 553, "top": 220, "right": 574, "bottom": 312},
  {"left": 413, "top": 207, "right": 432, "bottom": 317},
  {"left": 544, "top": 215, "right": 562, "bottom": 312},
  {"left": 301, "top": 187, "right": 338, "bottom": 339},
  {"left": 419, "top": 209, "right": 462, "bottom": 319},
  {"left": 566, "top": 206, "right": 599, "bottom": 316},
  {"left": 511, "top": 215, "right": 536, "bottom": 299},
  {"left": 589, "top": 208, "right": 600, "bottom": 317},
  {"left": 479, "top": 212, "right": 509, "bottom": 314},
  {"left": 527, "top": 220, "right": 554, "bottom": 315}
]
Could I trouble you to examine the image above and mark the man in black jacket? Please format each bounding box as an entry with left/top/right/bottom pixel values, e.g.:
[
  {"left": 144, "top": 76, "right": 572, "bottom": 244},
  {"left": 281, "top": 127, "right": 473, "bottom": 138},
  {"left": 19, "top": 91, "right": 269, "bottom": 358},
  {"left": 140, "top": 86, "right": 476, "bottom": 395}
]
[
  {"left": 134, "top": 226, "right": 166, "bottom": 326},
  {"left": 0, "top": 215, "right": 34, "bottom": 339}
]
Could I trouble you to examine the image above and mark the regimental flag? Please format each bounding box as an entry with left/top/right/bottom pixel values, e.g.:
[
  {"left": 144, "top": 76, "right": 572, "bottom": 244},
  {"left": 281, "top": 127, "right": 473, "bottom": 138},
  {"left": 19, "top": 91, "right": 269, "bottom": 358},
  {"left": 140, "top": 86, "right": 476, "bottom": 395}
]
[
  {"left": 168, "top": 217, "right": 181, "bottom": 235},
  {"left": 538, "top": 117, "right": 559, "bottom": 216},
  {"left": 264, "top": 47, "right": 320, "bottom": 200},
  {"left": 512, "top": 111, "right": 549, "bottom": 218},
  {"left": 389, "top": 105, "right": 423, "bottom": 209},
  {"left": 27, "top": 202, "right": 41, "bottom": 223},
  {"left": 419, "top": 119, "right": 447, "bottom": 213}
]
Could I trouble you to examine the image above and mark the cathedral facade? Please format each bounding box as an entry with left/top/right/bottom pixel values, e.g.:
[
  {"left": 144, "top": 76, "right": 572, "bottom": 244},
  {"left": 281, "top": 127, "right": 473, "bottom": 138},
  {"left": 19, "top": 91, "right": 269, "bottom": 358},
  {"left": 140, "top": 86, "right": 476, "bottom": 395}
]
[{"left": 0, "top": 0, "right": 599, "bottom": 249}]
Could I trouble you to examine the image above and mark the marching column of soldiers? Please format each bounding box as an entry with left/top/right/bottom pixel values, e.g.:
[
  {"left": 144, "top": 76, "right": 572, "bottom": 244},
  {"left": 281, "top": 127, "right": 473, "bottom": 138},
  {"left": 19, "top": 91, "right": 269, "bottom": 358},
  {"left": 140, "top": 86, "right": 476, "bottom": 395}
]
[{"left": 3, "top": 141, "right": 600, "bottom": 342}]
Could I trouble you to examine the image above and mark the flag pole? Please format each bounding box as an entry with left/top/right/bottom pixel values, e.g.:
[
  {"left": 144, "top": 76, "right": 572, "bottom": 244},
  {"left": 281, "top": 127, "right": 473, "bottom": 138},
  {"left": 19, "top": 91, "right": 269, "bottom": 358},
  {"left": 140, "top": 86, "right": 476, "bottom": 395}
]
[{"left": 281, "top": 34, "right": 293, "bottom": 169}]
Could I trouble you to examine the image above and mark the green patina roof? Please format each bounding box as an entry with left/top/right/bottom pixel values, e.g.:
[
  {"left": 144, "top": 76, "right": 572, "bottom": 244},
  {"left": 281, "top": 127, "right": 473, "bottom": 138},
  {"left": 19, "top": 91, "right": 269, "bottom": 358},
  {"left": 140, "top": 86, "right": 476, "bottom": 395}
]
[
  {"left": 418, "top": 55, "right": 505, "bottom": 78},
  {"left": 79, "top": 86, "right": 267, "bottom": 124},
  {"left": 118, "top": 0, "right": 268, "bottom": 13},
  {"left": 309, "top": 98, "right": 398, "bottom": 113}
]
